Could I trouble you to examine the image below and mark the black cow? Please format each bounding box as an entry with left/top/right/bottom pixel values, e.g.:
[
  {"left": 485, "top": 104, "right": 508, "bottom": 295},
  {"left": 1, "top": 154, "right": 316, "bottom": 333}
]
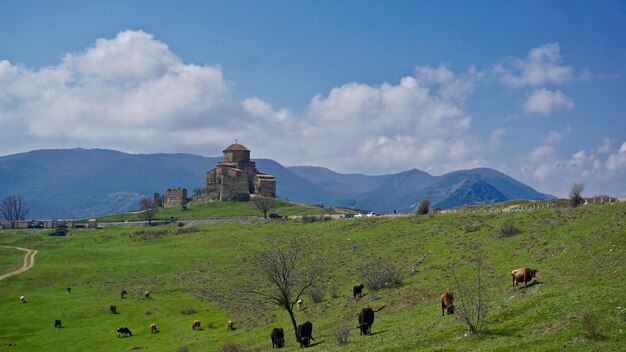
[
  {"left": 54, "top": 319, "right": 62, "bottom": 328},
  {"left": 116, "top": 327, "right": 132, "bottom": 337},
  {"left": 109, "top": 305, "right": 117, "bottom": 314},
  {"left": 358, "top": 306, "right": 385, "bottom": 335},
  {"left": 353, "top": 284, "right": 364, "bottom": 299},
  {"left": 271, "top": 327, "right": 285, "bottom": 349},
  {"left": 297, "top": 321, "right": 314, "bottom": 348}
]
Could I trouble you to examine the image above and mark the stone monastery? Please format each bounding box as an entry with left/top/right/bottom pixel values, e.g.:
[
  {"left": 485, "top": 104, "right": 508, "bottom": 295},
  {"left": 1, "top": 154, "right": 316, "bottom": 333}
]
[{"left": 206, "top": 143, "right": 276, "bottom": 201}]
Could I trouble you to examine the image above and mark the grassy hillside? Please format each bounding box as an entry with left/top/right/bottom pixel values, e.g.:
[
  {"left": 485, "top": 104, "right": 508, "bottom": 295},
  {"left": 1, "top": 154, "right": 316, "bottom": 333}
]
[
  {"left": 96, "top": 199, "right": 334, "bottom": 222},
  {"left": 0, "top": 202, "right": 624, "bottom": 351}
]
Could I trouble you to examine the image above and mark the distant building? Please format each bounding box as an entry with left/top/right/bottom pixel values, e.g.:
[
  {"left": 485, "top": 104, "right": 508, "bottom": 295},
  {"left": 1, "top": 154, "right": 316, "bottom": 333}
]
[{"left": 206, "top": 143, "right": 276, "bottom": 201}]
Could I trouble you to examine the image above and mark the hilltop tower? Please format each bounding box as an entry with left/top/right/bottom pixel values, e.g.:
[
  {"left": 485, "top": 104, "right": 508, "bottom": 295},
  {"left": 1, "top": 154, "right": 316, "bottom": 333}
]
[{"left": 206, "top": 143, "right": 276, "bottom": 201}]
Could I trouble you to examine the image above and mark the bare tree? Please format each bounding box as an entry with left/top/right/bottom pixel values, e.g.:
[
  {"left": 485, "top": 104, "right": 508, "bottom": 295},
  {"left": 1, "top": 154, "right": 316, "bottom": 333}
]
[
  {"left": 569, "top": 183, "right": 584, "bottom": 207},
  {"left": 137, "top": 197, "right": 159, "bottom": 225},
  {"left": 1, "top": 195, "right": 30, "bottom": 221},
  {"left": 415, "top": 199, "right": 432, "bottom": 215},
  {"left": 251, "top": 240, "right": 325, "bottom": 343},
  {"left": 251, "top": 195, "right": 276, "bottom": 219},
  {"left": 451, "top": 256, "right": 490, "bottom": 334}
]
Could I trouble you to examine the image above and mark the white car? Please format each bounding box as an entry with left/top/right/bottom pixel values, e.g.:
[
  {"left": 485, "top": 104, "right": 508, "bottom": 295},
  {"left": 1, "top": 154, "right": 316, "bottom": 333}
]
[
  {"left": 366, "top": 212, "right": 376, "bottom": 217},
  {"left": 354, "top": 213, "right": 364, "bottom": 218}
]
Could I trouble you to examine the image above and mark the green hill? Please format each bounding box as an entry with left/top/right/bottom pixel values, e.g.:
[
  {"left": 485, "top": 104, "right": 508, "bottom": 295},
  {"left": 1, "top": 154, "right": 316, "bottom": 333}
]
[{"left": 0, "top": 202, "right": 624, "bottom": 351}]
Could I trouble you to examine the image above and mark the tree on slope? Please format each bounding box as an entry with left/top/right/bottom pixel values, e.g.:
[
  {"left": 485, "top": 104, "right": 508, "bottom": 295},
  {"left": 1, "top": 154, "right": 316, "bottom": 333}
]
[
  {"left": 251, "top": 240, "right": 325, "bottom": 343},
  {"left": 251, "top": 194, "right": 276, "bottom": 219},
  {"left": 569, "top": 183, "right": 584, "bottom": 207},
  {"left": 1, "top": 195, "right": 29, "bottom": 221},
  {"left": 137, "top": 197, "right": 159, "bottom": 225}
]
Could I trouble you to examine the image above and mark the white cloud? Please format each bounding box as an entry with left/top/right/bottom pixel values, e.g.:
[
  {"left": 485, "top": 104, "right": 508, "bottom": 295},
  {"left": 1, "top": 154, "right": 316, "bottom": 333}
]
[
  {"left": 605, "top": 142, "right": 626, "bottom": 172},
  {"left": 497, "top": 43, "right": 573, "bottom": 87},
  {"left": 523, "top": 88, "right": 574, "bottom": 115}
]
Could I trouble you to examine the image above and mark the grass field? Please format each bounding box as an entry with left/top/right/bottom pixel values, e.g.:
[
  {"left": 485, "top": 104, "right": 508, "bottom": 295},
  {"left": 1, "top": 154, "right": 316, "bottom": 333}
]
[{"left": 1, "top": 202, "right": 625, "bottom": 351}]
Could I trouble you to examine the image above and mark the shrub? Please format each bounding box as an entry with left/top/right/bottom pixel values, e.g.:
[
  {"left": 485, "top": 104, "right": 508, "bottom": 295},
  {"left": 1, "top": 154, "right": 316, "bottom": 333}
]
[
  {"left": 177, "top": 346, "right": 189, "bottom": 352},
  {"left": 452, "top": 257, "right": 490, "bottom": 335},
  {"left": 497, "top": 217, "right": 521, "bottom": 238},
  {"left": 359, "top": 260, "right": 403, "bottom": 290},
  {"left": 581, "top": 307, "right": 603, "bottom": 339},
  {"left": 569, "top": 183, "right": 584, "bottom": 207},
  {"left": 333, "top": 326, "right": 350, "bottom": 346},
  {"left": 175, "top": 226, "right": 197, "bottom": 235},
  {"left": 415, "top": 199, "right": 432, "bottom": 215},
  {"left": 220, "top": 342, "right": 245, "bottom": 352},
  {"left": 180, "top": 308, "right": 196, "bottom": 315},
  {"left": 330, "top": 283, "right": 339, "bottom": 299},
  {"left": 309, "top": 286, "right": 325, "bottom": 303}
]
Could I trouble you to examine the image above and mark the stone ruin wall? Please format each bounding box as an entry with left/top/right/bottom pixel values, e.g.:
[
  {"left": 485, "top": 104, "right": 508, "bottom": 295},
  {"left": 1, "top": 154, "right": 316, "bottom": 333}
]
[{"left": 162, "top": 188, "right": 188, "bottom": 208}]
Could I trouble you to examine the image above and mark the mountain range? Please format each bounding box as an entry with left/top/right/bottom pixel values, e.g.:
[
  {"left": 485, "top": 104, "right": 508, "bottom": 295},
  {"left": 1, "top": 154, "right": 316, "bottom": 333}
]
[{"left": 0, "top": 148, "right": 553, "bottom": 219}]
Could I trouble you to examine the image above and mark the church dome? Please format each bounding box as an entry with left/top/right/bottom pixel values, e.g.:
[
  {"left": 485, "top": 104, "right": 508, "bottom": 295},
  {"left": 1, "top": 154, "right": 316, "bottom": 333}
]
[{"left": 223, "top": 143, "right": 250, "bottom": 152}]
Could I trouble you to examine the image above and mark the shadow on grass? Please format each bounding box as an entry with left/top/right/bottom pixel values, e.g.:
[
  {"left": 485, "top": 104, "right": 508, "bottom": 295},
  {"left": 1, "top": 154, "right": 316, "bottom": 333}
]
[
  {"left": 369, "top": 329, "right": 388, "bottom": 336},
  {"left": 309, "top": 340, "right": 324, "bottom": 347}
]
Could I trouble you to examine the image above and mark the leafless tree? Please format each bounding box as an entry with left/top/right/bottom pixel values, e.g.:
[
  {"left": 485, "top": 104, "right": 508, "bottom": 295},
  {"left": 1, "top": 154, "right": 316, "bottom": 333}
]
[
  {"left": 1, "top": 195, "right": 30, "bottom": 221},
  {"left": 415, "top": 199, "right": 432, "bottom": 215},
  {"left": 569, "top": 183, "right": 584, "bottom": 207},
  {"left": 251, "top": 240, "right": 325, "bottom": 343},
  {"left": 451, "top": 255, "right": 490, "bottom": 335},
  {"left": 137, "top": 197, "right": 159, "bottom": 225},
  {"left": 251, "top": 195, "right": 276, "bottom": 219}
]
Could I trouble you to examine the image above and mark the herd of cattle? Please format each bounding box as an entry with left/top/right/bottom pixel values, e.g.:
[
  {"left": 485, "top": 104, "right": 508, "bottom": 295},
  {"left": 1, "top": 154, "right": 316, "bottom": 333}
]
[{"left": 18, "top": 267, "right": 538, "bottom": 349}]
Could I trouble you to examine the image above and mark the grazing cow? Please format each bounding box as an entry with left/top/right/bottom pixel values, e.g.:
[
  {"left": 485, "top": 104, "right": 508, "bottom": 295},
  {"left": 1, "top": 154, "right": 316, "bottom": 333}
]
[
  {"left": 144, "top": 291, "right": 151, "bottom": 299},
  {"left": 150, "top": 323, "right": 157, "bottom": 334},
  {"left": 120, "top": 289, "right": 128, "bottom": 299},
  {"left": 116, "top": 327, "right": 132, "bottom": 337},
  {"left": 441, "top": 290, "right": 455, "bottom": 316},
  {"left": 54, "top": 319, "right": 62, "bottom": 328},
  {"left": 227, "top": 320, "right": 234, "bottom": 331},
  {"left": 110, "top": 305, "right": 117, "bottom": 314},
  {"left": 296, "top": 299, "right": 303, "bottom": 310},
  {"left": 353, "top": 284, "right": 364, "bottom": 299},
  {"left": 19, "top": 295, "right": 26, "bottom": 303},
  {"left": 270, "top": 327, "right": 285, "bottom": 349},
  {"left": 66, "top": 287, "right": 72, "bottom": 294},
  {"left": 297, "top": 321, "right": 314, "bottom": 348},
  {"left": 511, "top": 268, "right": 538, "bottom": 289},
  {"left": 192, "top": 320, "right": 201, "bottom": 330},
  {"left": 357, "top": 306, "right": 386, "bottom": 335}
]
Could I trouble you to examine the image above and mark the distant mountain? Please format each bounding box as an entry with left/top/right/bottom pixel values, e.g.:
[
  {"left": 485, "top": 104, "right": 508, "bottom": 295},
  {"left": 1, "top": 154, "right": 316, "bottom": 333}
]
[{"left": 0, "top": 148, "right": 552, "bottom": 219}]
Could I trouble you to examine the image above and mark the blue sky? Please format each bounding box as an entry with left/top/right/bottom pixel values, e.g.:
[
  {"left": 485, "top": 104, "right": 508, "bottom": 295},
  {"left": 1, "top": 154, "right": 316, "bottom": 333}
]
[{"left": 0, "top": 1, "right": 625, "bottom": 197}]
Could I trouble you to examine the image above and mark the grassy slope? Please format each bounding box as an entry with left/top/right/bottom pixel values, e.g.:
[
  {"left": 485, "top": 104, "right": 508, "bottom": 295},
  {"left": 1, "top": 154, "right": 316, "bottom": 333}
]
[
  {"left": 0, "top": 203, "right": 624, "bottom": 351},
  {"left": 0, "top": 246, "right": 24, "bottom": 276},
  {"left": 96, "top": 199, "right": 333, "bottom": 222}
]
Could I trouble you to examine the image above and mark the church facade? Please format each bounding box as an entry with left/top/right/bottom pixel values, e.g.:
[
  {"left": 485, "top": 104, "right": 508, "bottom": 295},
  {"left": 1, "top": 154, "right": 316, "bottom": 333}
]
[{"left": 206, "top": 143, "right": 276, "bottom": 201}]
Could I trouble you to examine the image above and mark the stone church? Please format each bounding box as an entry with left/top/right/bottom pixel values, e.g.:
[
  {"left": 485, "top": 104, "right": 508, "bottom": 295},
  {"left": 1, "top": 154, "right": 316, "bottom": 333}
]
[{"left": 206, "top": 143, "right": 276, "bottom": 201}]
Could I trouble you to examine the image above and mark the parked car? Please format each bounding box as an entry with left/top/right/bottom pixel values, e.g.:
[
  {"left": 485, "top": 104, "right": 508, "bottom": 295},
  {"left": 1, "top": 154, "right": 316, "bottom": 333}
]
[
  {"left": 354, "top": 213, "right": 364, "bottom": 218},
  {"left": 269, "top": 213, "right": 283, "bottom": 219},
  {"left": 366, "top": 212, "right": 377, "bottom": 217}
]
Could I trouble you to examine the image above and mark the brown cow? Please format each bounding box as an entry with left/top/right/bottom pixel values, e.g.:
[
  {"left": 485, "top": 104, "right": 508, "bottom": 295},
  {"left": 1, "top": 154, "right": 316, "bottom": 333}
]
[
  {"left": 150, "top": 323, "right": 158, "bottom": 333},
  {"left": 271, "top": 327, "right": 285, "bottom": 349},
  {"left": 357, "top": 306, "right": 385, "bottom": 335},
  {"left": 297, "top": 321, "right": 315, "bottom": 348},
  {"left": 144, "top": 291, "right": 151, "bottom": 299},
  {"left": 441, "top": 290, "right": 454, "bottom": 316},
  {"left": 227, "top": 320, "right": 234, "bottom": 331},
  {"left": 120, "top": 289, "right": 128, "bottom": 299},
  {"left": 511, "top": 268, "right": 538, "bottom": 289},
  {"left": 192, "top": 320, "right": 201, "bottom": 330},
  {"left": 353, "top": 284, "right": 364, "bottom": 299}
]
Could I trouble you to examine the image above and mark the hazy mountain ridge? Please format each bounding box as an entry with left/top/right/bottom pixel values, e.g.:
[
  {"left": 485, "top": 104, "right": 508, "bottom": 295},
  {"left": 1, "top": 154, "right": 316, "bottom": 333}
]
[{"left": 0, "top": 148, "right": 552, "bottom": 219}]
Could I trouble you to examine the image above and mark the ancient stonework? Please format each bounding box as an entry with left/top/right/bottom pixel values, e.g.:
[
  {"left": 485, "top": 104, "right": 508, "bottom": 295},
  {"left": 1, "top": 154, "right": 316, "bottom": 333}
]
[
  {"left": 162, "top": 188, "right": 188, "bottom": 208},
  {"left": 206, "top": 143, "right": 276, "bottom": 201}
]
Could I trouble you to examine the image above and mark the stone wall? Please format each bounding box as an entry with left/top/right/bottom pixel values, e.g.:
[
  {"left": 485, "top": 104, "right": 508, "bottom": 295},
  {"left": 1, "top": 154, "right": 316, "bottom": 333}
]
[
  {"left": 163, "top": 188, "right": 188, "bottom": 208},
  {"left": 220, "top": 173, "right": 250, "bottom": 201}
]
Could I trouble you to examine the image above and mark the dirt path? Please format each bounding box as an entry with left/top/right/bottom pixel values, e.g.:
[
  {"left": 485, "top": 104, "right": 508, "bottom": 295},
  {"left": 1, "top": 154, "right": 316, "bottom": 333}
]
[{"left": 0, "top": 245, "right": 38, "bottom": 281}]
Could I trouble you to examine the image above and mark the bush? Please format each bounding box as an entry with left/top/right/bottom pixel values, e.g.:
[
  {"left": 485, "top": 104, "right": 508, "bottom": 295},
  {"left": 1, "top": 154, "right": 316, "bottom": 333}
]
[
  {"left": 180, "top": 308, "right": 196, "bottom": 315},
  {"left": 309, "top": 286, "right": 325, "bottom": 303},
  {"left": 359, "top": 260, "right": 403, "bottom": 290},
  {"left": 175, "top": 226, "right": 197, "bottom": 235},
  {"left": 497, "top": 217, "right": 521, "bottom": 238},
  {"left": 415, "top": 199, "right": 432, "bottom": 215},
  {"left": 330, "top": 283, "right": 339, "bottom": 299},
  {"left": 569, "top": 183, "right": 584, "bottom": 207},
  {"left": 220, "top": 342, "right": 245, "bottom": 352},
  {"left": 581, "top": 307, "right": 603, "bottom": 339},
  {"left": 333, "top": 326, "right": 350, "bottom": 346}
]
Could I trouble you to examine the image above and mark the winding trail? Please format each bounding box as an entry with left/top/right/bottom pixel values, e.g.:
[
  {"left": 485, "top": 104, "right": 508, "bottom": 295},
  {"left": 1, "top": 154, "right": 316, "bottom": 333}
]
[{"left": 0, "top": 245, "right": 38, "bottom": 281}]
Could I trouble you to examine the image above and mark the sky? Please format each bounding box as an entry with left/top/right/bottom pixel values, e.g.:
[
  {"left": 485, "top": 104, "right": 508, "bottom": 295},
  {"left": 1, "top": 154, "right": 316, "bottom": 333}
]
[{"left": 0, "top": 1, "right": 625, "bottom": 197}]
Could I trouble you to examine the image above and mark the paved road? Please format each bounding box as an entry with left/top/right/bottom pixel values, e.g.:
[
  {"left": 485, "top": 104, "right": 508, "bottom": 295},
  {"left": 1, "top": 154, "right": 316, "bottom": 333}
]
[{"left": 0, "top": 245, "right": 38, "bottom": 281}]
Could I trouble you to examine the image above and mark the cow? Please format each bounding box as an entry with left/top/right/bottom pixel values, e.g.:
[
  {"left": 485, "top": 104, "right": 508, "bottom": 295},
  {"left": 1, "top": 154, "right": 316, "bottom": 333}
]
[
  {"left": 353, "top": 284, "right": 364, "bottom": 299},
  {"left": 227, "top": 320, "right": 234, "bottom": 331},
  {"left": 66, "top": 287, "right": 72, "bottom": 294},
  {"left": 511, "top": 268, "right": 538, "bottom": 289},
  {"left": 270, "top": 327, "right": 285, "bottom": 349},
  {"left": 296, "top": 299, "right": 303, "bottom": 310},
  {"left": 54, "top": 319, "right": 62, "bottom": 328},
  {"left": 192, "top": 320, "right": 201, "bottom": 330},
  {"left": 150, "top": 323, "right": 158, "bottom": 334},
  {"left": 110, "top": 305, "right": 117, "bottom": 314},
  {"left": 441, "top": 290, "right": 455, "bottom": 316},
  {"left": 120, "top": 289, "right": 128, "bottom": 299},
  {"left": 297, "top": 321, "right": 314, "bottom": 348},
  {"left": 116, "top": 327, "right": 132, "bottom": 337},
  {"left": 19, "top": 295, "right": 26, "bottom": 303},
  {"left": 144, "top": 291, "right": 151, "bottom": 299},
  {"left": 357, "top": 306, "right": 386, "bottom": 335}
]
